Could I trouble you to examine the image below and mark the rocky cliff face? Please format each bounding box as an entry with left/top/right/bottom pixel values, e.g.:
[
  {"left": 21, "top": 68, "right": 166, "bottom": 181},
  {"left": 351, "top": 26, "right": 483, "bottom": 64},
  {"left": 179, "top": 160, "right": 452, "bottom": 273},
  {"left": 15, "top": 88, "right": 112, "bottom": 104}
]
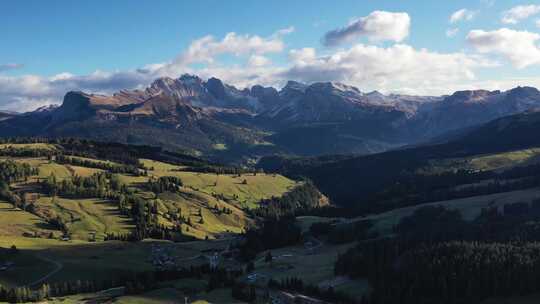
[
  {"left": 409, "top": 87, "right": 540, "bottom": 140},
  {"left": 2, "top": 75, "right": 540, "bottom": 161}
]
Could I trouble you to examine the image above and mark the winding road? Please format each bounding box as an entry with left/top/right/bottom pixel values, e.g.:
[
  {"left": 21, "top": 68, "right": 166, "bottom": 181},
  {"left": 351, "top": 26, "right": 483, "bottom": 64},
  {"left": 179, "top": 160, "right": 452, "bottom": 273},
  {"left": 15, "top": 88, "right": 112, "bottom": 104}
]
[{"left": 27, "top": 253, "right": 63, "bottom": 287}]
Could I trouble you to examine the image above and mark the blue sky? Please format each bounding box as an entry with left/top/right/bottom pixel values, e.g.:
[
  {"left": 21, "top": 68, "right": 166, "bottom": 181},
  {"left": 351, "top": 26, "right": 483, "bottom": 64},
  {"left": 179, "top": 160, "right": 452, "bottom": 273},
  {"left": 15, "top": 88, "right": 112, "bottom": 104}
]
[{"left": 2, "top": 0, "right": 540, "bottom": 111}]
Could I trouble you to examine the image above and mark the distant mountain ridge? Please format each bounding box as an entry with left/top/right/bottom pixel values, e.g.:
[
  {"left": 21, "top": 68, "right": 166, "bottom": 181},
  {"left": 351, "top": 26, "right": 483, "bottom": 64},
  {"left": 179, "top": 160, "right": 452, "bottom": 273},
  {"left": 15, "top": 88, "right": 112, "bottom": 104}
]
[
  {"left": 257, "top": 109, "right": 540, "bottom": 210},
  {"left": 1, "top": 74, "right": 540, "bottom": 162}
]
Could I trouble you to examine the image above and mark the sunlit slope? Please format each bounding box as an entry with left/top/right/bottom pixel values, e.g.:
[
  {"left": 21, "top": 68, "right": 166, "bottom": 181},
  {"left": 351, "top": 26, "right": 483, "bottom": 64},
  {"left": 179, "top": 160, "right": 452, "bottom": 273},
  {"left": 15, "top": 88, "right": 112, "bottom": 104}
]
[{"left": 0, "top": 145, "right": 299, "bottom": 242}]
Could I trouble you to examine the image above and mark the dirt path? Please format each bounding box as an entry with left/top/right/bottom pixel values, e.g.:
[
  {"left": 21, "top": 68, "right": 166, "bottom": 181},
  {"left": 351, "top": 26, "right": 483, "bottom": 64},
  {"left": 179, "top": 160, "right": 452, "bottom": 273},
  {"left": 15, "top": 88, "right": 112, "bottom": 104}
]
[{"left": 27, "top": 254, "right": 63, "bottom": 287}]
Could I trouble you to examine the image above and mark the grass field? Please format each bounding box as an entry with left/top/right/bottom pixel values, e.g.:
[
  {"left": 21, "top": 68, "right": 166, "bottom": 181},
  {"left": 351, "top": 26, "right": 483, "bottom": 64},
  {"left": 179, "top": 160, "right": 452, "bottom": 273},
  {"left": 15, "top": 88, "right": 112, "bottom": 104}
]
[
  {"left": 42, "top": 286, "right": 245, "bottom": 304},
  {"left": 244, "top": 240, "right": 370, "bottom": 299},
  {"left": 140, "top": 159, "right": 298, "bottom": 209},
  {"left": 212, "top": 143, "right": 227, "bottom": 151},
  {"left": 33, "top": 196, "right": 134, "bottom": 241},
  {"left": 0, "top": 239, "right": 154, "bottom": 286},
  {"left": 296, "top": 216, "right": 337, "bottom": 233},
  {"left": 156, "top": 190, "right": 251, "bottom": 239},
  {"left": 68, "top": 165, "right": 103, "bottom": 177},
  {"left": 0, "top": 247, "right": 57, "bottom": 287},
  {"left": 0, "top": 231, "right": 237, "bottom": 288},
  {"left": 0, "top": 149, "right": 305, "bottom": 294},
  {"left": 427, "top": 148, "right": 540, "bottom": 175},
  {"left": 365, "top": 188, "right": 540, "bottom": 235},
  {"left": 67, "top": 155, "right": 120, "bottom": 166},
  {"left": 0, "top": 201, "right": 59, "bottom": 238},
  {"left": 0, "top": 153, "right": 300, "bottom": 244},
  {"left": 1, "top": 157, "right": 73, "bottom": 181},
  {"left": 250, "top": 242, "right": 354, "bottom": 285},
  {"left": 469, "top": 148, "right": 540, "bottom": 171},
  {"left": 1, "top": 154, "right": 298, "bottom": 241},
  {"left": 0, "top": 143, "right": 58, "bottom": 151}
]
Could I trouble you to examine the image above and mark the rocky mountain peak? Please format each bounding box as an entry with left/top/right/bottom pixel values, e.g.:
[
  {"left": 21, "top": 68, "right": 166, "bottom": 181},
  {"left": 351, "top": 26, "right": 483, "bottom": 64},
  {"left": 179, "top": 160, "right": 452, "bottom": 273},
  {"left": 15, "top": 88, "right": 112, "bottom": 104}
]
[
  {"left": 205, "top": 77, "right": 227, "bottom": 100},
  {"left": 178, "top": 74, "right": 204, "bottom": 84},
  {"left": 507, "top": 86, "right": 540, "bottom": 99},
  {"left": 282, "top": 81, "right": 308, "bottom": 93},
  {"left": 444, "top": 89, "right": 498, "bottom": 104}
]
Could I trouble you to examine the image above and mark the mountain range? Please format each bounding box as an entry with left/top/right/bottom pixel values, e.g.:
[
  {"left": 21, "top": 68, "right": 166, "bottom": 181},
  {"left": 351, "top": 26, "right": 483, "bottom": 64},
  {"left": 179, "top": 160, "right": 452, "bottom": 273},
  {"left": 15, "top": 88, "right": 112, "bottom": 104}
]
[
  {"left": 257, "top": 108, "right": 540, "bottom": 210},
  {"left": 2, "top": 74, "right": 540, "bottom": 163}
]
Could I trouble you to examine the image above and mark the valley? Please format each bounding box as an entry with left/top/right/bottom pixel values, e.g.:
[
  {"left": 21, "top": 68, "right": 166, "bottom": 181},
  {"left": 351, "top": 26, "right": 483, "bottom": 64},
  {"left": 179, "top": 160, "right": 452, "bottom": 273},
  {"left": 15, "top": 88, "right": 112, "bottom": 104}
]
[
  {"left": 3, "top": 89, "right": 540, "bottom": 303},
  {"left": 7, "top": 1, "right": 540, "bottom": 302},
  {"left": 4, "top": 132, "right": 540, "bottom": 303}
]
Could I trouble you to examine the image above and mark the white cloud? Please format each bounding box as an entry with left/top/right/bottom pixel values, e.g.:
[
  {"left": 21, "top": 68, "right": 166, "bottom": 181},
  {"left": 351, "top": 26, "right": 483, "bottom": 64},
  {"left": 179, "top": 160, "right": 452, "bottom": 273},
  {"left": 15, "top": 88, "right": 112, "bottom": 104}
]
[
  {"left": 501, "top": 5, "right": 540, "bottom": 24},
  {"left": 274, "top": 26, "right": 295, "bottom": 36},
  {"left": 2, "top": 24, "right": 535, "bottom": 112},
  {"left": 0, "top": 29, "right": 294, "bottom": 111},
  {"left": 152, "top": 28, "right": 293, "bottom": 78},
  {"left": 536, "top": 19, "right": 540, "bottom": 28},
  {"left": 0, "top": 69, "right": 156, "bottom": 112},
  {"left": 466, "top": 28, "right": 540, "bottom": 68},
  {"left": 248, "top": 55, "right": 271, "bottom": 67},
  {"left": 322, "top": 11, "right": 410, "bottom": 46},
  {"left": 175, "top": 32, "right": 285, "bottom": 66},
  {"left": 450, "top": 9, "right": 476, "bottom": 23},
  {"left": 282, "top": 43, "right": 494, "bottom": 95},
  {"left": 446, "top": 28, "right": 459, "bottom": 37},
  {"left": 288, "top": 48, "right": 317, "bottom": 65}
]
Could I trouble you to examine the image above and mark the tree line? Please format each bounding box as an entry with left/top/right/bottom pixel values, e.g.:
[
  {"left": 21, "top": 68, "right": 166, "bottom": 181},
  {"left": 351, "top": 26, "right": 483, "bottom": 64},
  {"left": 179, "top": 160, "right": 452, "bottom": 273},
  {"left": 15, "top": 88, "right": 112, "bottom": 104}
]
[
  {"left": 54, "top": 154, "right": 143, "bottom": 176},
  {"left": 250, "top": 181, "right": 324, "bottom": 218},
  {"left": 0, "top": 263, "right": 242, "bottom": 303},
  {"left": 335, "top": 200, "right": 540, "bottom": 303},
  {"left": 237, "top": 216, "right": 302, "bottom": 261},
  {"left": 267, "top": 277, "right": 357, "bottom": 304}
]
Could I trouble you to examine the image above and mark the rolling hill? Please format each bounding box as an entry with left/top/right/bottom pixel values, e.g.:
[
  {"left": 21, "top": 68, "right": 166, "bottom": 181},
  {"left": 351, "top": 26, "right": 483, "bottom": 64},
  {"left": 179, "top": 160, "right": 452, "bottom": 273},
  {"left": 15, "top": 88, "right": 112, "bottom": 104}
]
[{"left": 0, "top": 141, "right": 306, "bottom": 242}]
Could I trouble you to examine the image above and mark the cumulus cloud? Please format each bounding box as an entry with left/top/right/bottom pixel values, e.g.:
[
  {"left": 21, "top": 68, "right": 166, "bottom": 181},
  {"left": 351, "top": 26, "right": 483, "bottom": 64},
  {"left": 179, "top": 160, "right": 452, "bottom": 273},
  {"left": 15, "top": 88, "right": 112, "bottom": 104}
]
[
  {"left": 501, "top": 5, "right": 540, "bottom": 24},
  {"left": 322, "top": 11, "right": 410, "bottom": 46},
  {"left": 0, "top": 69, "right": 156, "bottom": 112},
  {"left": 282, "top": 44, "right": 494, "bottom": 95},
  {"left": 0, "top": 40, "right": 497, "bottom": 111},
  {"left": 153, "top": 28, "right": 292, "bottom": 78},
  {"left": 0, "top": 24, "right": 529, "bottom": 111},
  {"left": 0, "top": 29, "right": 295, "bottom": 111},
  {"left": 288, "top": 48, "right": 317, "bottom": 65},
  {"left": 0, "top": 63, "right": 24, "bottom": 72},
  {"left": 248, "top": 55, "right": 271, "bottom": 67},
  {"left": 174, "top": 31, "right": 286, "bottom": 66},
  {"left": 466, "top": 28, "right": 540, "bottom": 68},
  {"left": 450, "top": 9, "right": 476, "bottom": 23}
]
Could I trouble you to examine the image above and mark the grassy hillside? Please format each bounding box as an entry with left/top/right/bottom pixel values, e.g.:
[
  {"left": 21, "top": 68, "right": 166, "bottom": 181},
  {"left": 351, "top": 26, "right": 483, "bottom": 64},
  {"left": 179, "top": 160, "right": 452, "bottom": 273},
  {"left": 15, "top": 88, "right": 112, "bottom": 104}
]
[
  {"left": 35, "top": 285, "right": 244, "bottom": 304},
  {"left": 32, "top": 196, "right": 134, "bottom": 241},
  {"left": 0, "top": 140, "right": 341, "bottom": 303},
  {"left": 0, "top": 139, "right": 303, "bottom": 246},
  {"left": 153, "top": 190, "right": 251, "bottom": 239},
  {"left": 364, "top": 188, "right": 540, "bottom": 235},
  {"left": 141, "top": 159, "right": 297, "bottom": 209},
  {"left": 425, "top": 148, "right": 540, "bottom": 174},
  {"left": 0, "top": 143, "right": 58, "bottom": 151},
  {"left": 0, "top": 201, "right": 59, "bottom": 238}
]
